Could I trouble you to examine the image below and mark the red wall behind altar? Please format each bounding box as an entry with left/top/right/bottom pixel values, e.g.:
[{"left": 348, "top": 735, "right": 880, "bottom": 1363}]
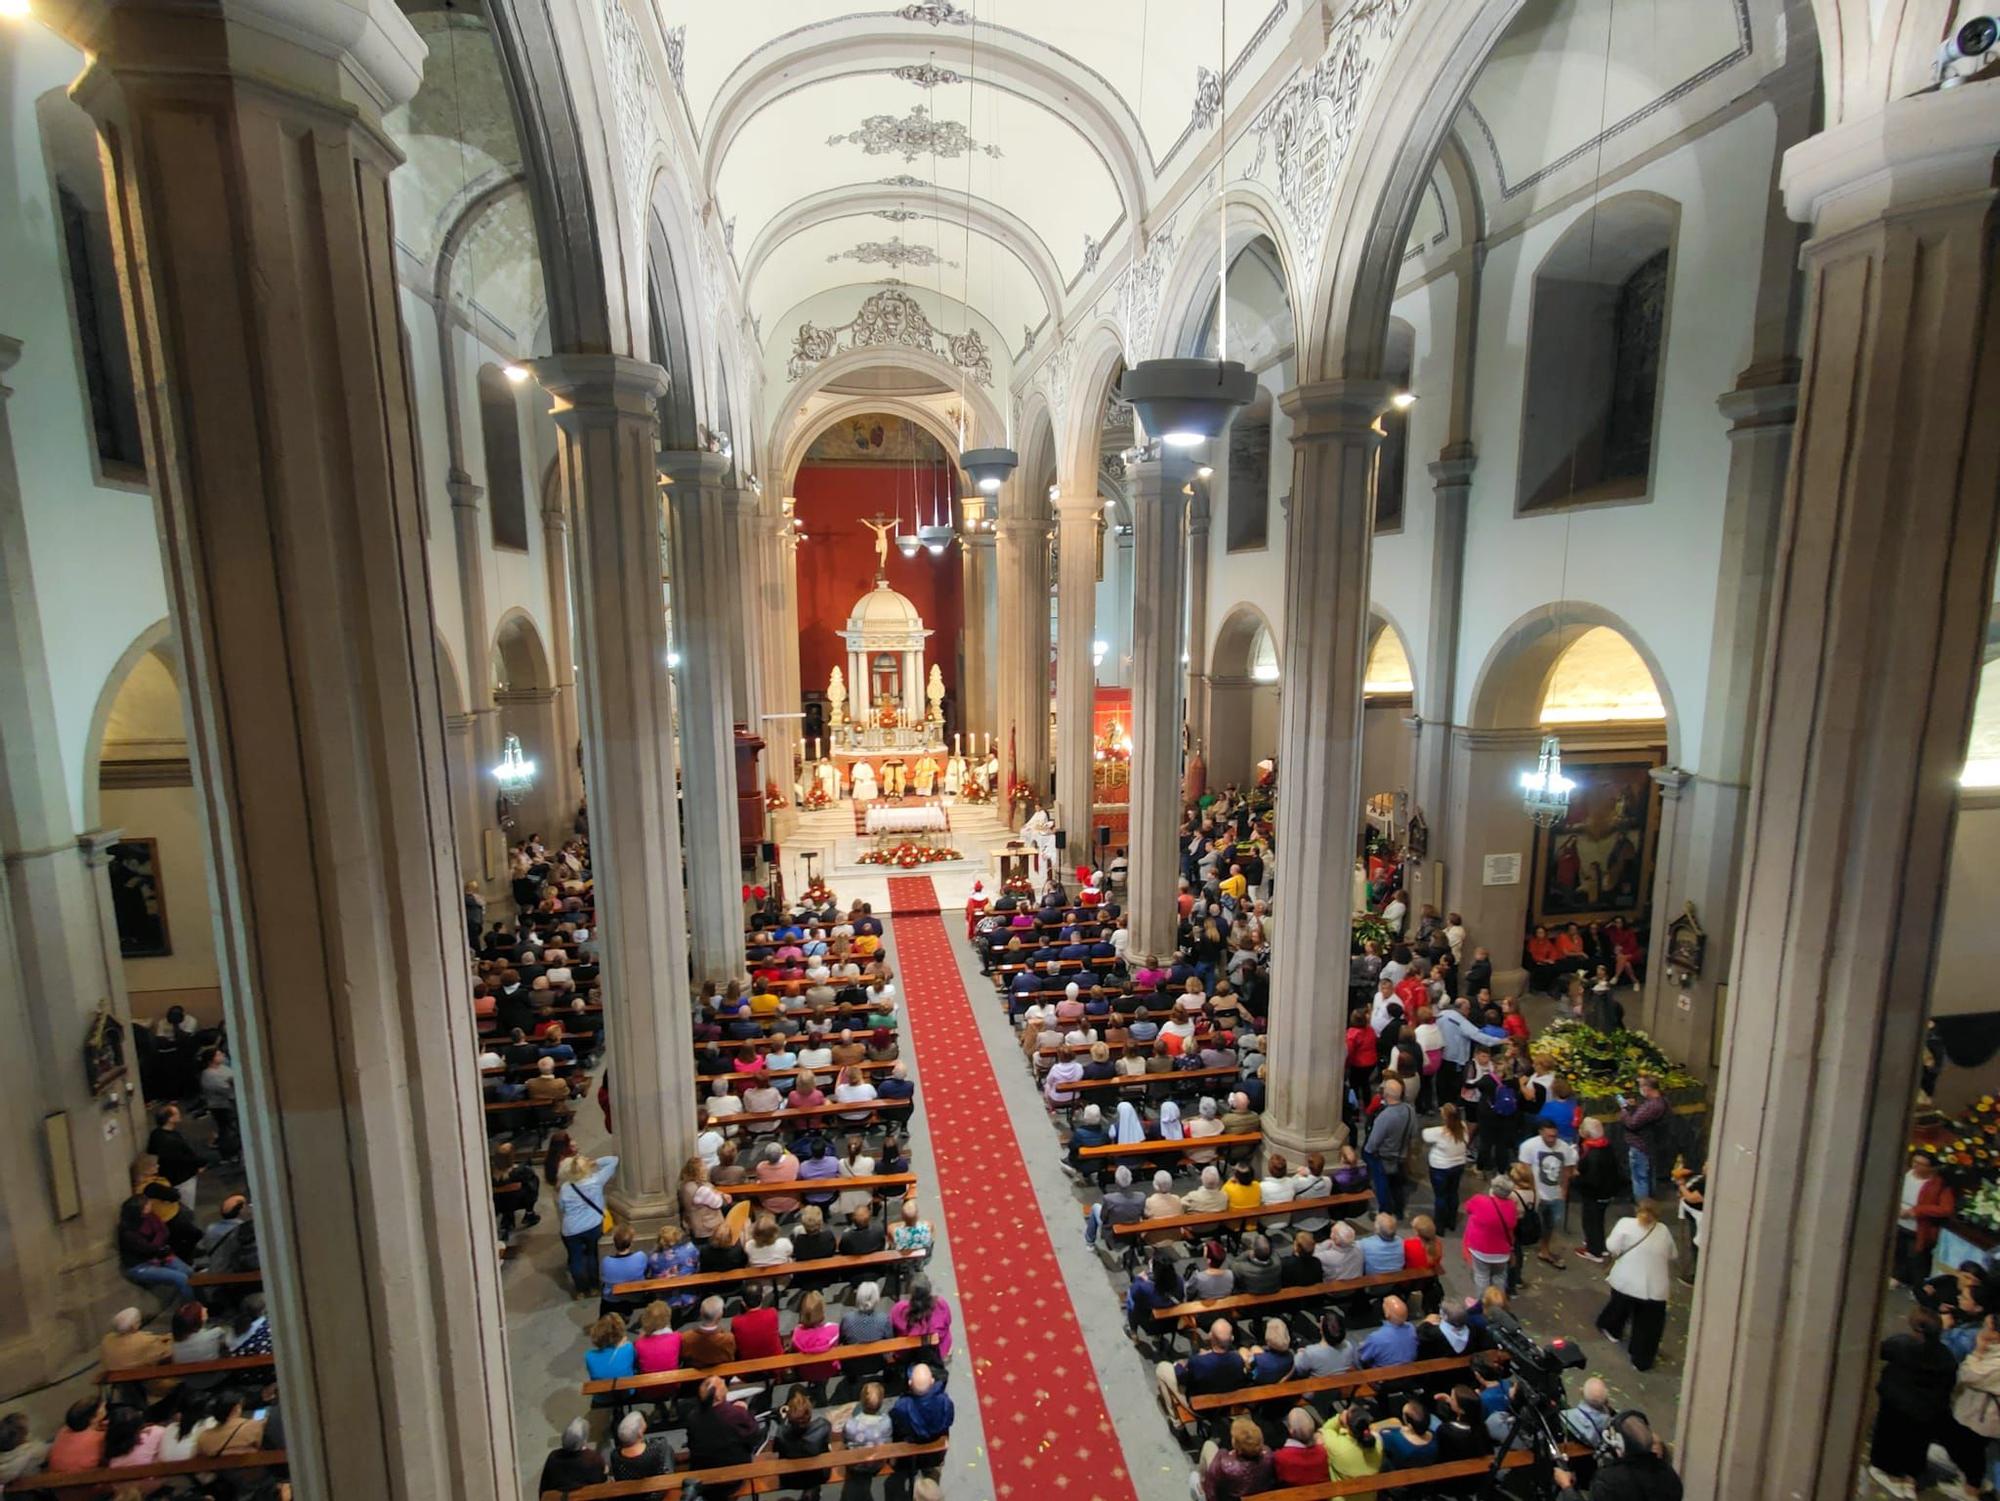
[{"left": 793, "top": 463, "right": 964, "bottom": 723}]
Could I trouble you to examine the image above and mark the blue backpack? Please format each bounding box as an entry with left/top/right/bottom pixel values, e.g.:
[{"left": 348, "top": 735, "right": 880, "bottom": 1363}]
[{"left": 1491, "top": 1080, "right": 1520, "bottom": 1117}]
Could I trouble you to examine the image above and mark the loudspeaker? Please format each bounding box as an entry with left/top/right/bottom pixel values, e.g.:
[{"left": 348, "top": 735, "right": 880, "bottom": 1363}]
[
  {"left": 1055, "top": 830, "right": 1068, "bottom": 851},
  {"left": 760, "top": 842, "right": 777, "bottom": 863},
  {"left": 1098, "top": 824, "right": 1112, "bottom": 846}
]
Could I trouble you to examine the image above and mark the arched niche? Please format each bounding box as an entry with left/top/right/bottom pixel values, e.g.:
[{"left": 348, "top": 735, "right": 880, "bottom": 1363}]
[
  {"left": 86, "top": 623, "right": 220, "bottom": 1015},
  {"left": 1209, "top": 603, "right": 1282, "bottom": 789},
  {"left": 492, "top": 608, "right": 558, "bottom": 838},
  {"left": 1361, "top": 611, "right": 1418, "bottom": 821},
  {"left": 1470, "top": 604, "right": 1676, "bottom": 757}
]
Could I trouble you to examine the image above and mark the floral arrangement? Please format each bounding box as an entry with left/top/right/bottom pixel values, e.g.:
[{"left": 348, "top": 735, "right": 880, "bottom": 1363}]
[
  {"left": 859, "top": 841, "right": 961, "bottom": 868},
  {"left": 765, "top": 782, "right": 789, "bottom": 812},
  {"left": 1001, "top": 875, "right": 1035, "bottom": 898},
  {"left": 1964, "top": 1177, "right": 2000, "bottom": 1230},
  {"left": 1535, "top": 1018, "right": 1699, "bottom": 1095},
  {"left": 1008, "top": 779, "right": 1037, "bottom": 806},
  {"left": 1352, "top": 915, "right": 1396, "bottom": 951},
  {"left": 801, "top": 879, "right": 836, "bottom": 909},
  {"left": 1927, "top": 1094, "right": 2000, "bottom": 1186},
  {"left": 802, "top": 782, "right": 832, "bottom": 811},
  {"left": 959, "top": 780, "right": 993, "bottom": 805}
]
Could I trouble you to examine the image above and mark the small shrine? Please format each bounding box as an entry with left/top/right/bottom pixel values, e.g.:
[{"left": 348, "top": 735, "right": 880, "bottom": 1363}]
[{"left": 830, "top": 580, "right": 943, "bottom": 754}]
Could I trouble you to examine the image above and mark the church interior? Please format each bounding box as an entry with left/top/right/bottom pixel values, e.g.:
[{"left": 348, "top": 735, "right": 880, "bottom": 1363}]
[{"left": 0, "top": 0, "right": 1997, "bottom": 1497}]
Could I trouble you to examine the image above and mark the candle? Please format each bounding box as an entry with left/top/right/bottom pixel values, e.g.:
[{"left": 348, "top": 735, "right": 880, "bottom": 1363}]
[{"left": 954, "top": 733, "right": 961, "bottom": 755}]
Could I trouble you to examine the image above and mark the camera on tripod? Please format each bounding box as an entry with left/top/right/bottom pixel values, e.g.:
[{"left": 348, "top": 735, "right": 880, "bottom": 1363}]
[{"left": 1490, "top": 1319, "right": 1589, "bottom": 1405}]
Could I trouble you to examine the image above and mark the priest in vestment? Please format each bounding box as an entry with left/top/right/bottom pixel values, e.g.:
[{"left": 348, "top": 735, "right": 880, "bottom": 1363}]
[
  {"left": 882, "top": 758, "right": 906, "bottom": 797},
  {"left": 943, "top": 755, "right": 965, "bottom": 797},
  {"left": 850, "top": 761, "right": 879, "bottom": 801},
  {"left": 815, "top": 759, "right": 841, "bottom": 801},
  {"left": 979, "top": 752, "right": 999, "bottom": 794},
  {"left": 914, "top": 756, "right": 940, "bottom": 797}
]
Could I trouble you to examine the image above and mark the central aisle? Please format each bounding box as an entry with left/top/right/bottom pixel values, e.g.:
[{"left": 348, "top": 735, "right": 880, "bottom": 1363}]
[{"left": 884, "top": 875, "right": 1142, "bottom": 1501}]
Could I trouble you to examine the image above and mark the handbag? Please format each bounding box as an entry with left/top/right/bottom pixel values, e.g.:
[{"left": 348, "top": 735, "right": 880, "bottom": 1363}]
[
  {"left": 574, "top": 1185, "right": 613, "bottom": 1236},
  {"left": 1603, "top": 1219, "right": 1659, "bottom": 1280}
]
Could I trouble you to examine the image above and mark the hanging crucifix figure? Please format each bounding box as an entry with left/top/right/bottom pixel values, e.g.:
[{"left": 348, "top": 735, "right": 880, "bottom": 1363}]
[{"left": 859, "top": 515, "right": 896, "bottom": 580}]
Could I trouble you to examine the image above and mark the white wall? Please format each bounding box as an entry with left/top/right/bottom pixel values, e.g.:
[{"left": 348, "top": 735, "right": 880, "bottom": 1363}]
[
  {"left": 1451, "top": 105, "right": 1780, "bottom": 766},
  {"left": 100, "top": 783, "right": 220, "bottom": 1012},
  {"left": 3, "top": 30, "right": 173, "bottom": 833}
]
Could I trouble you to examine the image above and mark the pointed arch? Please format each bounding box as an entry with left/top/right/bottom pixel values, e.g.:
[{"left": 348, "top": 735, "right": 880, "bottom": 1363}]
[
  {"left": 83, "top": 618, "right": 181, "bottom": 830},
  {"left": 1058, "top": 319, "right": 1130, "bottom": 499}
]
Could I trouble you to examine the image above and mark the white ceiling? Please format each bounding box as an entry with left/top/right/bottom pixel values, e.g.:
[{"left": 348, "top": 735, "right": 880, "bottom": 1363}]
[{"left": 682, "top": 1, "right": 1285, "bottom": 370}]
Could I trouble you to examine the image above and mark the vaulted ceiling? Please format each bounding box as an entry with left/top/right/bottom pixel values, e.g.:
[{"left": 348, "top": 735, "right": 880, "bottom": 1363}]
[{"left": 674, "top": 1, "right": 1290, "bottom": 360}]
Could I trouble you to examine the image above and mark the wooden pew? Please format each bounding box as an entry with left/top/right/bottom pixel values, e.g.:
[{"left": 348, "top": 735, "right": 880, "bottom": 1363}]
[
  {"left": 580, "top": 1336, "right": 923, "bottom": 1401},
  {"left": 1062, "top": 1064, "right": 1240, "bottom": 1097},
  {"left": 1152, "top": 1269, "right": 1434, "bottom": 1325},
  {"left": 714, "top": 1173, "right": 915, "bottom": 1202},
  {"left": 1187, "top": 1353, "right": 1502, "bottom": 1415},
  {"left": 562, "top": 1437, "right": 949, "bottom": 1500},
  {"left": 190, "top": 1269, "right": 263, "bottom": 1291},
  {"left": 1078, "top": 1130, "right": 1262, "bottom": 1163},
  {"left": 610, "top": 1248, "right": 925, "bottom": 1299},
  {"left": 101, "top": 1352, "right": 277, "bottom": 1386},
  {"left": 38, "top": 1450, "right": 288, "bottom": 1498},
  {"left": 1110, "top": 1192, "right": 1372, "bottom": 1242},
  {"left": 1255, "top": 1443, "right": 1589, "bottom": 1498},
  {"left": 702, "top": 1098, "right": 915, "bottom": 1130},
  {"left": 697, "top": 1059, "right": 899, "bottom": 1089}
]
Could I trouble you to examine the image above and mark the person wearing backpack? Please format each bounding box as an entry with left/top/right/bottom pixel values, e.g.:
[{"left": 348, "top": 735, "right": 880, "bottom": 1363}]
[{"left": 1461, "top": 1176, "right": 1520, "bottom": 1292}]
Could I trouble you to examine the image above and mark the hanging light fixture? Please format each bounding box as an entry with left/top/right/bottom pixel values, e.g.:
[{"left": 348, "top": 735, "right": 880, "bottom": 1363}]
[
  {"left": 895, "top": 440, "right": 921, "bottom": 558},
  {"left": 493, "top": 733, "right": 537, "bottom": 806},
  {"left": 1520, "top": 735, "right": 1575, "bottom": 826},
  {"left": 1122, "top": 3, "right": 1252, "bottom": 447}
]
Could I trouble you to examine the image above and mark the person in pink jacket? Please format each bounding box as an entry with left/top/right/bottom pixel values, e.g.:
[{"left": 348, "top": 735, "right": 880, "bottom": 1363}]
[{"left": 1461, "top": 1175, "right": 1521, "bottom": 1292}]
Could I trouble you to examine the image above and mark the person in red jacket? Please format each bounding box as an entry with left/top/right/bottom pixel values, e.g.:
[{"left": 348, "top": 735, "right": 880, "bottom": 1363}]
[
  {"left": 731, "top": 1281, "right": 784, "bottom": 1359},
  {"left": 1895, "top": 1149, "right": 1957, "bottom": 1285},
  {"left": 1344, "top": 1007, "right": 1379, "bottom": 1123},
  {"left": 1270, "top": 1405, "right": 1330, "bottom": 1485}
]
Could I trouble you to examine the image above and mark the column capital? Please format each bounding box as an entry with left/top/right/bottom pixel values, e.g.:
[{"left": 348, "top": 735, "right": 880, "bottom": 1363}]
[
  {"left": 1279, "top": 378, "right": 1397, "bottom": 441},
  {"left": 446, "top": 471, "right": 483, "bottom": 511},
  {"left": 65, "top": 0, "right": 426, "bottom": 119},
  {"left": 533, "top": 354, "right": 669, "bottom": 426},
  {"left": 1428, "top": 447, "right": 1477, "bottom": 487},
  {"left": 1782, "top": 85, "right": 2000, "bottom": 238},
  {"left": 1716, "top": 374, "right": 1801, "bottom": 434},
  {"left": 1054, "top": 492, "right": 1102, "bottom": 523},
  {"left": 75, "top": 827, "right": 125, "bottom": 867},
  {"left": 658, "top": 448, "right": 734, "bottom": 492},
  {"left": 1648, "top": 764, "right": 1695, "bottom": 799}
]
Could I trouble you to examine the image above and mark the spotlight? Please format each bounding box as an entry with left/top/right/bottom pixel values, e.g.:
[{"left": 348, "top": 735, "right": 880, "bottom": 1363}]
[
  {"left": 896, "top": 532, "right": 921, "bottom": 559},
  {"left": 917, "top": 524, "right": 954, "bottom": 556},
  {"left": 502, "top": 363, "right": 531, "bottom": 385},
  {"left": 960, "top": 447, "right": 1019, "bottom": 495},
  {"left": 1197, "top": 466, "right": 1214, "bottom": 480},
  {"left": 667, "top": 650, "right": 682, "bottom": 668},
  {"left": 0, "top": 0, "right": 32, "bottom": 18},
  {"left": 1390, "top": 390, "right": 1418, "bottom": 411}
]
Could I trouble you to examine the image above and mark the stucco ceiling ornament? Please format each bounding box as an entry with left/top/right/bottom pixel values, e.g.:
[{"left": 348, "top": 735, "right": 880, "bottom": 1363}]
[
  {"left": 898, "top": 0, "right": 972, "bottom": 24},
  {"left": 1021, "top": 324, "right": 1038, "bottom": 356},
  {"left": 1044, "top": 331, "right": 1079, "bottom": 426},
  {"left": 599, "top": 0, "right": 659, "bottom": 228},
  {"left": 877, "top": 208, "right": 923, "bottom": 223},
  {"left": 829, "top": 106, "right": 1001, "bottom": 163},
  {"left": 1081, "top": 234, "right": 1102, "bottom": 275},
  {"left": 1190, "top": 66, "right": 1223, "bottom": 131},
  {"left": 880, "top": 173, "right": 929, "bottom": 189},
  {"left": 828, "top": 239, "right": 958, "bottom": 272},
  {"left": 1115, "top": 215, "right": 1177, "bottom": 360},
  {"left": 1244, "top": 0, "right": 1415, "bottom": 272},
  {"left": 892, "top": 62, "right": 964, "bottom": 87},
  {"left": 664, "top": 23, "right": 686, "bottom": 91},
  {"left": 787, "top": 286, "right": 993, "bottom": 386}
]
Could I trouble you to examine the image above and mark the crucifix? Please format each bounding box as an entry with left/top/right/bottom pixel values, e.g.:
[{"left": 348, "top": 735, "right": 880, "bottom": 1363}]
[{"left": 859, "top": 514, "right": 896, "bottom": 579}]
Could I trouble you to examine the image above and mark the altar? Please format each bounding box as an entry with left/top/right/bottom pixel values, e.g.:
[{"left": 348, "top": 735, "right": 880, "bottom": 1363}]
[{"left": 863, "top": 803, "right": 949, "bottom": 835}]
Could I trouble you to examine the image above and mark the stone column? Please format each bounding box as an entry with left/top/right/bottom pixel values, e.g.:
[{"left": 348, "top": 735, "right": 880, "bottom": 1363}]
[
  {"left": 722, "top": 481, "right": 765, "bottom": 736},
  {"left": 1054, "top": 492, "right": 1100, "bottom": 833},
  {"left": 994, "top": 493, "right": 1049, "bottom": 807},
  {"left": 1185, "top": 500, "right": 1212, "bottom": 755},
  {"left": 757, "top": 512, "right": 798, "bottom": 795},
  {"left": 1263, "top": 381, "right": 1392, "bottom": 1162},
  {"left": 541, "top": 499, "right": 583, "bottom": 829},
  {"left": 960, "top": 497, "right": 996, "bottom": 742},
  {"left": 443, "top": 712, "right": 482, "bottom": 880},
  {"left": 1410, "top": 447, "right": 1473, "bottom": 906},
  {"left": 1676, "top": 89, "right": 2000, "bottom": 1496},
  {"left": 448, "top": 473, "right": 501, "bottom": 834},
  {"left": 660, "top": 450, "right": 746, "bottom": 982},
  {"left": 0, "top": 333, "right": 146, "bottom": 1390},
  {"left": 538, "top": 357, "right": 693, "bottom": 1222},
  {"left": 72, "top": 6, "right": 519, "bottom": 1491},
  {"left": 1126, "top": 448, "right": 1190, "bottom": 961}
]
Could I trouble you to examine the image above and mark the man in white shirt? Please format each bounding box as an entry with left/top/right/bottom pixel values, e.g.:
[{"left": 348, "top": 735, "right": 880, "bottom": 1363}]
[
  {"left": 1518, "top": 1122, "right": 1578, "bottom": 1268},
  {"left": 1369, "top": 977, "right": 1401, "bottom": 1033},
  {"left": 797, "top": 1041, "right": 834, "bottom": 1071},
  {"left": 1258, "top": 1152, "right": 1299, "bottom": 1230},
  {"left": 704, "top": 1079, "right": 744, "bottom": 1120}
]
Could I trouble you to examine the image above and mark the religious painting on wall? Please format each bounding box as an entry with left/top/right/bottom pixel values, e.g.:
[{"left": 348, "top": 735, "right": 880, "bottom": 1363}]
[
  {"left": 801, "top": 414, "right": 945, "bottom": 466},
  {"left": 107, "top": 837, "right": 171, "bottom": 958},
  {"left": 1528, "top": 751, "right": 1662, "bottom": 927}
]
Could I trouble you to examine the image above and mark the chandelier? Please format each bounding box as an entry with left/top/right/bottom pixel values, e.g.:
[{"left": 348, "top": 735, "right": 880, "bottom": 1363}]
[
  {"left": 1519, "top": 735, "right": 1574, "bottom": 827},
  {"left": 493, "top": 734, "right": 537, "bottom": 807}
]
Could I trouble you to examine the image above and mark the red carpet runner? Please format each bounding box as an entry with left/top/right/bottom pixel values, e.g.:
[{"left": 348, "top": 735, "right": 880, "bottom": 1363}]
[{"left": 884, "top": 875, "right": 1139, "bottom": 1501}]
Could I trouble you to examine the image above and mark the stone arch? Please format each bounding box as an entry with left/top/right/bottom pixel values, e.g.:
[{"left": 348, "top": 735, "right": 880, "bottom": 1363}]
[
  {"left": 492, "top": 607, "right": 552, "bottom": 694},
  {"left": 1210, "top": 602, "right": 1283, "bottom": 787},
  {"left": 83, "top": 619, "right": 180, "bottom": 831},
  {"left": 1468, "top": 602, "right": 1680, "bottom": 764},
  {"left": 644, "top": 184, "right": 706, "bottom": 450},
  {"left": 1154, "top": 187, "right": 1302, "bottom": 364},
  {"left": 1364, "top": 607, "right": 1418, "bottom": 702},
  {"left": 1058, "top": 320, "right": 1130, "bottom": 495},
  {"left": 434, "top": 632, "right": 467, "bottom": 720},
  {"left": 779, "top": 398, "right": 969, "bottom": 498},
  {"left": 1017, "top": 402, "right": 1059, "bottom": 522},
  {"left": 768, "top": 346, "right": 1006, "bottom": 488}
]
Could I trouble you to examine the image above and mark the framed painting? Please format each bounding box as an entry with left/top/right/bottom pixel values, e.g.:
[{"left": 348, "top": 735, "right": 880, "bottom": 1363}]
[
  {"left": 1528, "top": 750, "right": 1663, "bottom": 927},
  {"left": 107, "top": 837, "right": 171, "bottom": 958}
]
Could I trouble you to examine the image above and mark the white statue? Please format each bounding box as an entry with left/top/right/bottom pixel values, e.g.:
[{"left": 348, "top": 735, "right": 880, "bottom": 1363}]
[
  {"left": 859, "top": 517, "right": 895, "bottom": 574},
  {"left": 926, "top": 663, "right": 945, "bottom": 722},
  {"left": 850, "top": 760, "right": 879, "bottom": 802}
]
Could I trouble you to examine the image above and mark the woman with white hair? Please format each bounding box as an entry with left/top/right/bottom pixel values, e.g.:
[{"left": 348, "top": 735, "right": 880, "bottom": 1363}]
[
  {"left": 1143, "top": 1170, "right": 1186, "bottom": 1244},
  {"left": 1182, "top": 1165, "right": 1229, "bottom": 1215},
  {"left": 1186, "top": 1097, "right": 1226, "bottom": 1166},
  {"left": 537, "top": 1417, "right": 607, "bottom": 1493},
  {"left": 608, "top": 1410, "right": 673, "bottom": 1480}
]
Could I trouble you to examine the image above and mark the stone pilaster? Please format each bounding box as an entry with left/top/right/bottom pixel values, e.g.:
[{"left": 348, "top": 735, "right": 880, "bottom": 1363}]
[
  {"left": 1125, "top": 448, "right": 1190, "bottom": 960},
  {"left": 660, "top": 450, "right": 747, "bottom": 982},
  {"left": 541, "top": 500, "right": 583, "bottom": 831},
  {"left": 1409, "top": 447, "right": 1472, "bottom": 906},
  {"left": 722, "top": 481, "right": 766, "bottom": 739},
  {"left": 539, "top": 357, "right": 693, "bottom": 1223},
  {"left": 1263, "top": 381, "right": 1392, "bottom": 1161},
  {"left": 960, "top": 496, "right": 996, "bottom": 743},
  {"left": 447, "top": 471, "right": 501, "bottom": 851},
  {"left": 1186, "top": 501, "right": 1212, "bottom": 755},
  {"left": 994, "top": 496, "right": 1049, "bottom": 807},
  {"left": 756, "top": 511, "right": 799, "bottom": 799},
  {"left": 72, "top": 3, "right": 518, "bottom": 1489},
  {"left": 1676, "top": 86, "right": 2000, "bottom": 1495},
  {"left": 1054, "top": 492, "right": 1101, "bottom": 834}
]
